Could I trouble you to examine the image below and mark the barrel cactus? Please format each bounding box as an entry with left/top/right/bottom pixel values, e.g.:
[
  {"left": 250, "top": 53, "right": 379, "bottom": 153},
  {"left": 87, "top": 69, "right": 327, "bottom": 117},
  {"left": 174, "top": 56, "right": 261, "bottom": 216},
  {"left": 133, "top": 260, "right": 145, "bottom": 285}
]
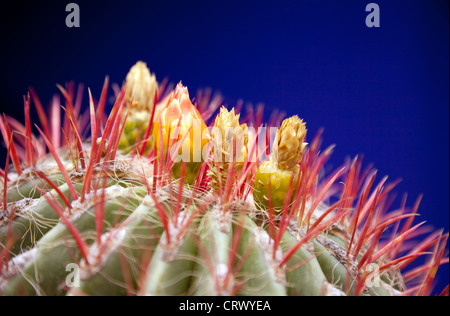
[{"left": 0, "top": 61, "right": 448, "bottom": 296}]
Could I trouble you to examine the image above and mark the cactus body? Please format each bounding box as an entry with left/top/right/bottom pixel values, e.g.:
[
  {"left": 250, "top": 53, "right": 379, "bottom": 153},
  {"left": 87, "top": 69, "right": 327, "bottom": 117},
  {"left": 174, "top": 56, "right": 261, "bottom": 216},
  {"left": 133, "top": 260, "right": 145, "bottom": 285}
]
[{"left": 0, "top": 62, "right": 448, "bottom": 296}]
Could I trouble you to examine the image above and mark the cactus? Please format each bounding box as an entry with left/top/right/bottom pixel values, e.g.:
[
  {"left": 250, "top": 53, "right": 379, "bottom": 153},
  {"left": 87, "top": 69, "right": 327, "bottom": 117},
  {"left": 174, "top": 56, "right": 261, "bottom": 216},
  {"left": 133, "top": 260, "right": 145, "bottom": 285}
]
[{"left": 0, "top": 61, "right": 448, "bottom": 296}]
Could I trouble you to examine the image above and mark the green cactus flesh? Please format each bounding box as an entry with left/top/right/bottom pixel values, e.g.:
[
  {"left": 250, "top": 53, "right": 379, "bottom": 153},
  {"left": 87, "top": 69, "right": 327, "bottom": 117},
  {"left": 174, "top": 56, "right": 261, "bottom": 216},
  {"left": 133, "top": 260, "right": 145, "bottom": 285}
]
[{"left": 0, "top": 155, "right": 409, "bottom": 296}]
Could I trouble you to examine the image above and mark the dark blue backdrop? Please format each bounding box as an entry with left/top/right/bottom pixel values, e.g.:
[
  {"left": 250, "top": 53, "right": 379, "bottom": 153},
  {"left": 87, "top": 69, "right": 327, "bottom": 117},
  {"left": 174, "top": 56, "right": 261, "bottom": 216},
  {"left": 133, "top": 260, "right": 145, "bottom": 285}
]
[{"left": 0, "top": 0, "right": 448, "bottom": 292}]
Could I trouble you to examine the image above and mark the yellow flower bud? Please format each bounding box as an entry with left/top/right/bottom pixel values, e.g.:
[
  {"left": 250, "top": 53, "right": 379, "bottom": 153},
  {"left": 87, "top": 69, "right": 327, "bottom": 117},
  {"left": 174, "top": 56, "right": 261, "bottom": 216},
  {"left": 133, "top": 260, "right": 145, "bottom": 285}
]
[
  {"left": 272, "top": 115, "right": 307, "bottom": 172},
  {"left": 252, "top": 116, "right": 307, "bottom": 211},
  {"left": 119, "top": 62, "right": 158, "bottom": 153},
  {"left": 125, "top": 61, "right": 158, "bottom": 113},
  {"left": 209, "top": 106, "right": 248, "bottom": 191}
]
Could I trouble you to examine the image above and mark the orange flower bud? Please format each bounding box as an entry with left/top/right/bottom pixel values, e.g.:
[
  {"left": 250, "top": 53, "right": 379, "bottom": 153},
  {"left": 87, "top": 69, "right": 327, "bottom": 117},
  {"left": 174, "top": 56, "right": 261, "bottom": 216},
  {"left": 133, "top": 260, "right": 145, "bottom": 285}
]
[{"left": 152, "top": 83, "right": 209, "bottom": 183}]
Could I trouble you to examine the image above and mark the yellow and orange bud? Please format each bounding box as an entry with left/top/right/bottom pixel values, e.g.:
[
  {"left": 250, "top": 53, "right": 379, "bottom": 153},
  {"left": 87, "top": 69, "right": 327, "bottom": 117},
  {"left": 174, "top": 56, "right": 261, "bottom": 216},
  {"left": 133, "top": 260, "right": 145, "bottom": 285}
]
[{"left": 152, "top": 83, "right": 209, "bottom": 184}]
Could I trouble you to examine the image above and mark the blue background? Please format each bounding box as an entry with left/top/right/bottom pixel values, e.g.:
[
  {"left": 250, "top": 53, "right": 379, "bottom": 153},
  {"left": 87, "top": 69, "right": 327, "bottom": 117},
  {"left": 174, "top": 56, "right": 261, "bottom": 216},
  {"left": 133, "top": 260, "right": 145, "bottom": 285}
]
[{"left": 0, "top": 0, "right": 448, "bottom": 293}]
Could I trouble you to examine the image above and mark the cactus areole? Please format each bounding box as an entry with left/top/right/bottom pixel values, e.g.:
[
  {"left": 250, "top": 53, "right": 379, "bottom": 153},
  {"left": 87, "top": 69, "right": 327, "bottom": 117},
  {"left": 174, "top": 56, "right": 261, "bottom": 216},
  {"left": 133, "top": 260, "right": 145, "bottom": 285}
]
[{"left": 0, "top": 61, "right": 448, "bottom": 297}]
